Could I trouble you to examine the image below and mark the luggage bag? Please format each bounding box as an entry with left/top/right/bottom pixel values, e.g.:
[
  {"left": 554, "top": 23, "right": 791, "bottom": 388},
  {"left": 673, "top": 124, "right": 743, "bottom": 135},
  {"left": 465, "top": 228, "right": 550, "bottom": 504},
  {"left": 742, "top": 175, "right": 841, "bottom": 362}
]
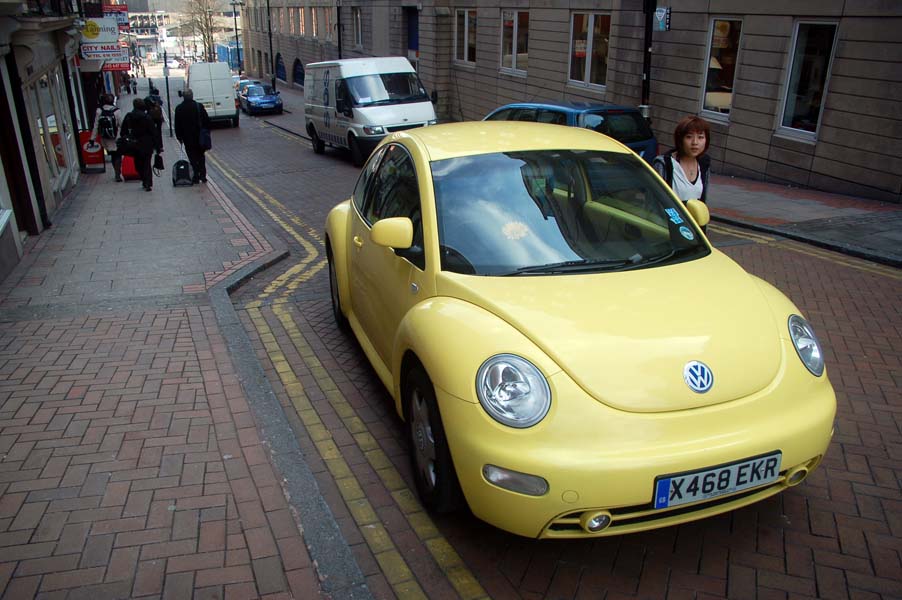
[
  {"left": 121, "top": 155, "right": 140, "bottom": 181},
  {"left": 173, "top": 145, "right": 193, "bottom": 187}
]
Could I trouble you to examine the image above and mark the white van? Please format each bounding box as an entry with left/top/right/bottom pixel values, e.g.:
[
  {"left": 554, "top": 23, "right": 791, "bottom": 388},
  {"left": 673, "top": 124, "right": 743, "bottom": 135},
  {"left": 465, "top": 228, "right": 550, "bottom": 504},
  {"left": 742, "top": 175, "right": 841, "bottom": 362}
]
[
  {"left": 304, "top": 57, "right": 437, "bottom": 165},
  {"left": 185, "top": 62, "right": 239, "bottom": 127}
]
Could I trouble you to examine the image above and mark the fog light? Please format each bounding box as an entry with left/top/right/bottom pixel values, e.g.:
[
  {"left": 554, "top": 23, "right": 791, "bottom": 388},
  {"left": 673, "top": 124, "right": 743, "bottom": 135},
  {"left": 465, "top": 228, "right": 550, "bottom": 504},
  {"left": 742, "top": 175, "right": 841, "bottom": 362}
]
[
  {"left": 483, "top": 464, "right": 548, "bottom": 496},
  {"left": 580, "top": 511, "right": 612, "bottom": 533}
]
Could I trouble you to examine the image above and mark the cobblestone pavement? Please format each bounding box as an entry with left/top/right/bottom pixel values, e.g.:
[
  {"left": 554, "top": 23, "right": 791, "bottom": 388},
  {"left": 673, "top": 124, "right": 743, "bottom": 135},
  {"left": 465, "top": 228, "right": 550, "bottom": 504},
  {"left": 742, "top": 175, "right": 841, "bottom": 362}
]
[
  {"left": 211, "top": 94, "right": 902, "bottom": 600},
  {"left": 0, "top": 125, "right": 323, "bottom": 598}
]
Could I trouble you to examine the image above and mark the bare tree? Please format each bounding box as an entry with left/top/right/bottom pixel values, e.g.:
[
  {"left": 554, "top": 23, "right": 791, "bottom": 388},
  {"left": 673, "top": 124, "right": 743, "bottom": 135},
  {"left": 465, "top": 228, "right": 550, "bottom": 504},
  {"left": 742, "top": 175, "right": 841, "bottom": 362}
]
[{"left": 181, "top": 0, "right": 223, "bottom": 62}]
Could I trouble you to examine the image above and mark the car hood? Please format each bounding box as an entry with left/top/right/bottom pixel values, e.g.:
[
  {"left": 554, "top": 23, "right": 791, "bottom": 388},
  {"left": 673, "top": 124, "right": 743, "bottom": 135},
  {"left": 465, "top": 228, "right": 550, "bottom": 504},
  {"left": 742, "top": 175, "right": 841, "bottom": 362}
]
[
  {"left": 434, "top": 251, "right": 784, "bottom": 413},
  {"left": 355, "top": 101, "right": 436, "bottom": 126}
]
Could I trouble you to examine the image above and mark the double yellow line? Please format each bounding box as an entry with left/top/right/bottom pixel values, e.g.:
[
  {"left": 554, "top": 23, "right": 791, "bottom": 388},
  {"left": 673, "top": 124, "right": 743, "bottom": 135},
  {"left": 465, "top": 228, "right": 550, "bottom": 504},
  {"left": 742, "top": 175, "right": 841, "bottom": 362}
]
[{"left": 207, "top": 146, "right": 488, "bottom": 599}]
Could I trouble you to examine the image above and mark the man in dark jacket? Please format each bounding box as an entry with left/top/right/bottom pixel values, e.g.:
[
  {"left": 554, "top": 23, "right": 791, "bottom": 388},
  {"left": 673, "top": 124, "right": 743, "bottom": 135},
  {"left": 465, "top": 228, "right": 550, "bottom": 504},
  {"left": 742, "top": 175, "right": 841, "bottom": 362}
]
[
  {"left": 120, "top": 98, "right": 160, "bottom": 191},
  {"left": 174, "top": 88, "right": 211, "bottom": 184}
]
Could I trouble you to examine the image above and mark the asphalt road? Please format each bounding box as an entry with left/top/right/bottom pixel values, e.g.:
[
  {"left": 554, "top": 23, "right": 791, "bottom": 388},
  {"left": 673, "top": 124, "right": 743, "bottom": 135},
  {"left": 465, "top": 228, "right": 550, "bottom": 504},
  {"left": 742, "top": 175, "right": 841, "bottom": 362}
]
[{"left": 203, "top": 104, "right": 902, "bottom": 600}]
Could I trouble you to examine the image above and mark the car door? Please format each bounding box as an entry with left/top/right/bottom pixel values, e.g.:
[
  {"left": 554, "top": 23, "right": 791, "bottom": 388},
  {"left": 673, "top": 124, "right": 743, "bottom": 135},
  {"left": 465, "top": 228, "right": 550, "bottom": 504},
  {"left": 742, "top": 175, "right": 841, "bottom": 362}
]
[{"left": 348, "top": 143, "right": 427, "bottom": 368}]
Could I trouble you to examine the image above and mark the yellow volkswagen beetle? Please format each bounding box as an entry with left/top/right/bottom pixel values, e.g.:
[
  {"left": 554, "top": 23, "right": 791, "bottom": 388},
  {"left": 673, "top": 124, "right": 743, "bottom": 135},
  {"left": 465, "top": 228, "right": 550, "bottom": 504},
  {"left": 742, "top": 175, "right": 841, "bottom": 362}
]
[{"left": 324, "top": 122, "right": 835, "bottom": 539}]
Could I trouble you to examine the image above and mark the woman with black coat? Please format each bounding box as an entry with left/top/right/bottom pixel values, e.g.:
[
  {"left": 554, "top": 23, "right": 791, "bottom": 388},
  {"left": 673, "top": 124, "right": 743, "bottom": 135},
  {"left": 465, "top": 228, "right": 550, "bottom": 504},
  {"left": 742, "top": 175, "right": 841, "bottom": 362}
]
[{"left": 119, "top": 98, "right": 160, "bottom": 191}]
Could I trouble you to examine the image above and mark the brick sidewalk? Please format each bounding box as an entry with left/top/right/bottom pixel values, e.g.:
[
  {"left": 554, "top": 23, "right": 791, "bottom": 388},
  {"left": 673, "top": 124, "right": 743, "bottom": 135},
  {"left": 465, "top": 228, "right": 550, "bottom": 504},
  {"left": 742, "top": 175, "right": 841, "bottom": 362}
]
[{"left": 0, "top": 140, "right": 323, "bottom": 597}]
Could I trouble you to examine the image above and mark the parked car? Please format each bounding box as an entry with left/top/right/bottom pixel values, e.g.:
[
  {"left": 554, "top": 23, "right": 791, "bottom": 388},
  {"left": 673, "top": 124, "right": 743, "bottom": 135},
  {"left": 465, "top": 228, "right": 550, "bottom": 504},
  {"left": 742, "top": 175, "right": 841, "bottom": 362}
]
[
  {"left": 235, "top": 78, "right": 262, "bottom": 97},
  {"left": 325, "top": 121, "right": 835, "bottom": 539},
  {"left": 238, "top": 84, "right": 283, "bottom": 115},
  {"left": 484, "top": 101, "right": 658, "bottom": 163}
]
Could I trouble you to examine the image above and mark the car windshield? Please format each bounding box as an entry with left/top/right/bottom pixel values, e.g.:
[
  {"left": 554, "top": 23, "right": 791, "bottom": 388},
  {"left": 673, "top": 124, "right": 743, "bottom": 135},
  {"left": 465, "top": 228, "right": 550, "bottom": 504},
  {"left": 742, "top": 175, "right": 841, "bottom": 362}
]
[
  {"left": 345, "top": 72, "right": 429, "bottom": 107},
  {"left": 580, "top": 111, "right": 655, "bottom": 144},
  {"left": 431, "top": 150, "right": 709, "bottom": 276},
  {"left": 247, "top": 85, "right": 273, "bottom": 97}
]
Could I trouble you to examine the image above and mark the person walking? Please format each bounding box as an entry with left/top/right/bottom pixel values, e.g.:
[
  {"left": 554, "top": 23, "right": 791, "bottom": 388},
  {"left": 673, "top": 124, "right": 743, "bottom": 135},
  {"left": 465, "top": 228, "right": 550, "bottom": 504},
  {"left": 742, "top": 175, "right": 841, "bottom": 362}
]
[
  {"left": 90, "top": 93, "right": 123, "bottom": 181},
  {"left": 144, "top": 87, "right": 165, "bottom": 153},
  {"left": 130, "top": 74, "right": 138, "bottom": 95},
  {"left": 174, "top": 88, "right": 211, "bottom": 184},
  {"left": 119, "top": 98, "right": 159, "bottom": 191},
  {"left": 653, "top": 115, "right": 711, "bottom": 204}
]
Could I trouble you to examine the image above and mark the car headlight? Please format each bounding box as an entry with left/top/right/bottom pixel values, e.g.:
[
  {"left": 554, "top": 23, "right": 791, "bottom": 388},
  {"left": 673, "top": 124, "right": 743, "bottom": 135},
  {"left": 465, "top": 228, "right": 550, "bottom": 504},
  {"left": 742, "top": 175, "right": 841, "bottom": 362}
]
[
  {"left": 476, "top": 354, "right": 551, "bottom": 428},
  {"left": 362, "top": 125, "right": 384, "bottom": 135},
  {"left": 788, "top": 315, "right": 824, "bottom": 376}
]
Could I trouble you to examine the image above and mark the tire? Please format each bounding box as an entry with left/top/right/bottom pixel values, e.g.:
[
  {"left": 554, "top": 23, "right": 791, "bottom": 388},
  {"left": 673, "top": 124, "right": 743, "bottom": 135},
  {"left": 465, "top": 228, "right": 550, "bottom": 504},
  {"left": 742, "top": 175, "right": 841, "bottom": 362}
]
[
  {"left": 232, "top": 113, "right": 240, "bottom": 127},
  {"left": 327, "top": 248, "right": 349, "bottom": 332},
  {"left": 349, "top": 135, "right": 365, "bottom": 167},
  {"left": 406, "top": 366, "right": 464, "bottom": 514},
  {"left": 311, "top": 128, "right": 325, "bottom": 154}
]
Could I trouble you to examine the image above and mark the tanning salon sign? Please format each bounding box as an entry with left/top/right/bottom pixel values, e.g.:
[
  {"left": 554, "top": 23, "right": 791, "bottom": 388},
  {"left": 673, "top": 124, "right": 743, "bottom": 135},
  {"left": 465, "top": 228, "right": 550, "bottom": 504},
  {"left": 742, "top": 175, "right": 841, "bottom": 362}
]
[{"left": 80, "top": 17, "right": 121, "bottom": 59}]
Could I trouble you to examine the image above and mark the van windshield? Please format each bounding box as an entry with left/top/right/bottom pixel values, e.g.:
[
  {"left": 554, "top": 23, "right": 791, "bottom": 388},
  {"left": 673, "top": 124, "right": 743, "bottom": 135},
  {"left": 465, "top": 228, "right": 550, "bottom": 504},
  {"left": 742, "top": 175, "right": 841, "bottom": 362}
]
[{"left": 345, "top": 73, "right": 429, "bottom": 107}]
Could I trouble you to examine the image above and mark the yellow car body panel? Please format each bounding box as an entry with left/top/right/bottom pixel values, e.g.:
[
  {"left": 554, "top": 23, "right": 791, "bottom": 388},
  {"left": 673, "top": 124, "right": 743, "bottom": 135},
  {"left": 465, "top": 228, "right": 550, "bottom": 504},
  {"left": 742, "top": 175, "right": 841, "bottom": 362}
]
[{"left": 324, "top": 121, "right": 837, "bottom": 538}]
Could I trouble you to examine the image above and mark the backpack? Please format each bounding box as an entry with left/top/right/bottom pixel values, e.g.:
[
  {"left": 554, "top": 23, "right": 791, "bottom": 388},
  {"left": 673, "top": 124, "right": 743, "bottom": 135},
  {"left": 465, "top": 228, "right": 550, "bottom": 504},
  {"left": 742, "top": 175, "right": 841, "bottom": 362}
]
[
  {"left": 146, "top": 95, "right": 164, "bottom": 123},
  {"left": 98, "top": 107, "right": 118, "bottom": 140}
]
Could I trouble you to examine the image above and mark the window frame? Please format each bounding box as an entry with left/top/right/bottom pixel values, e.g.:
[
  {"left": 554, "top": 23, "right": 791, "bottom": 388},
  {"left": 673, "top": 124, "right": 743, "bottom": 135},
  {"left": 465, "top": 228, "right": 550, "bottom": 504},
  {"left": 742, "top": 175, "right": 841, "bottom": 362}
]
[
  {"left": 454, "top": 8, "right": 477, "bottom": 65},
  {"left": 699, "top": 17, "right": 743, "bottom": 122},
  {"left": 352, "top": 6, "right": 363, "bottom": 47},
  {"left": 776, "top": 19, "right": 839, "bottom": 142},
  {"left": 567, "top": 12, "right": 612, "bottom": 90},
  {"left": 499, "top": 9, "right": 528, "bottom": 75}
]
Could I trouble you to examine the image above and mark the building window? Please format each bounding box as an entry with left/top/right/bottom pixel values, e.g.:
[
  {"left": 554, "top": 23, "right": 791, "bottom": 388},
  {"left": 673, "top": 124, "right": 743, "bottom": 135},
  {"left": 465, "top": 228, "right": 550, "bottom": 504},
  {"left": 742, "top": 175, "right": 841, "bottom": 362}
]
[
  {"left": 501, "top": 10, "right": 528, "bottom": 73},
  {"left": 568, "top": 12, "right": 611, "bottom": 87},
  {"left": 312, "top": 6, "right": 319, "bottom": 37},
  {"left": 455, "top": 9, "right": 477, "bottom": 63},
  {"left": 299, "top": 7, "right": 306, "bottom": 35},
  {"left": 323, "top": 7, "right": 332, "bottom": 41},
  {"left": 353, "top": 7, "right": 363, "bottom": 47},
  {"left": 703, "top": 19, "right": 742, "bottom": 116},
  {"left": 780, "top": 22, "right": 837, "bottom": 137}
]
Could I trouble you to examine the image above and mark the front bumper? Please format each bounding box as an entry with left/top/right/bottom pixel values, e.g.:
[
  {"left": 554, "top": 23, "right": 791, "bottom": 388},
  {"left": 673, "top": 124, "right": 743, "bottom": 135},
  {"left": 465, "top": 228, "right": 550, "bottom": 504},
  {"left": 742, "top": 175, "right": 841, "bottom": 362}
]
[{"left": 437, "top": 344, "right": 835, "bottom": 538}]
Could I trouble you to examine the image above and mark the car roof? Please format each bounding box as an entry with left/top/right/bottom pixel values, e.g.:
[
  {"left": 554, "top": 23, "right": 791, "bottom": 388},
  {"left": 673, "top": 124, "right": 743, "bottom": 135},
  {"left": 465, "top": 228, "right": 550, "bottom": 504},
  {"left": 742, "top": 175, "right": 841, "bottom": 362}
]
[
  {"left": 396, "top": 121, "right": 631, "bottom": 161},
  {"left": 488, "top": 101, "right": 641, "bottom": 115}
]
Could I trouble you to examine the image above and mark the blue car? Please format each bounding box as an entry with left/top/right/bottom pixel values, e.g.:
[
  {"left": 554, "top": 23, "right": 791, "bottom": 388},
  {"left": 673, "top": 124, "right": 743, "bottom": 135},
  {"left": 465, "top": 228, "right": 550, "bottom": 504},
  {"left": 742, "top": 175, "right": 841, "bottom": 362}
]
[
  {"left": 484, "top": 101, "right": 658, "bottom": 164},
  {"left": 239, "top": 84, "right": 283, "bottom": 115}
]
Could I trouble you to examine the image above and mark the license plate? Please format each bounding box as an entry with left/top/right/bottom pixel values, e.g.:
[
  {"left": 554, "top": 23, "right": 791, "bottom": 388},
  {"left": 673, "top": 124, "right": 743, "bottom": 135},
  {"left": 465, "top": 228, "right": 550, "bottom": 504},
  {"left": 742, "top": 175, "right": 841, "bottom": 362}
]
[
  {"left": 654, "top": 451, "right": 782, "bottom": 509},
  {"left": 203, "top": 102, "right": 213, "bottom": 109}
]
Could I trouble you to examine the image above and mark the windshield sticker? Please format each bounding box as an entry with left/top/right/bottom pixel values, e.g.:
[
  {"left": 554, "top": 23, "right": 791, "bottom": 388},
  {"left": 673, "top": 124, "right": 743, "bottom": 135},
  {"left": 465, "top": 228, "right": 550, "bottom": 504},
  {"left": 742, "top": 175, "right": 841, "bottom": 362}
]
[
  {"left": 679, "top": 226, "right": 695, "bottom": 241},
  {"left": 665, "top": 208, "right": 683, "bottom": 224},
  {"left": 502, "top": 221, "right": 530, "bottom": 240}
]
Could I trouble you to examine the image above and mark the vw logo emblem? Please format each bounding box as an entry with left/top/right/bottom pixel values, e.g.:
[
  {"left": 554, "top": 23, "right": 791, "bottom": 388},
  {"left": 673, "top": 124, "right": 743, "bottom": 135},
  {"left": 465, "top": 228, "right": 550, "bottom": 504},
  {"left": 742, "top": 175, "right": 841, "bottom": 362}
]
[{"left": 683, "top": 361, "right": 714, "bottom": 393}]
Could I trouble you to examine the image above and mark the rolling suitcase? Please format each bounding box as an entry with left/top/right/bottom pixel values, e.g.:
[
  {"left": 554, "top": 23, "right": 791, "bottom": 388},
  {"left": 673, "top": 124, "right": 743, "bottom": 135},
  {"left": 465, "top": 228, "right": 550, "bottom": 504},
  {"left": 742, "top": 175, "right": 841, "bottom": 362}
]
[
  {"left": 121, "top": 155, "right": 140, "bottom": 181},
  {"left": 172, "top": 145, "right": 193, "bottom": 187}
]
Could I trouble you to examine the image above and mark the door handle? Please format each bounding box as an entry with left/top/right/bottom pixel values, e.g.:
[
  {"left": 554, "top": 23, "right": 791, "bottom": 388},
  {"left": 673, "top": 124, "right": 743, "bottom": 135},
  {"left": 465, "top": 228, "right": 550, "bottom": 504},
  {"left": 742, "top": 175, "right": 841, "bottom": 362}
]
[{"left": 353, "top": 236, "right": 363, "bottom": 248}]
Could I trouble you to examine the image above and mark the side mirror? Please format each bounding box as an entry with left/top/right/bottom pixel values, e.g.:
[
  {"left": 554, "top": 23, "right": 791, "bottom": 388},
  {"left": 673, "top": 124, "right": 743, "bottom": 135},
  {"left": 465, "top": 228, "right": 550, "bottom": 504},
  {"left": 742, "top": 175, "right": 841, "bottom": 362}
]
[
  {"left": 684, "top": 199, "right": 710, "bottom": 228},
  {"left": 178, "top": 90, "right": 183, "bottom": 97},
  {"left": 371, "top": 217, "right": 413, "bottom": 250},
  {"left": 430, "top": 90, "right": 438, "bottom": 104}
]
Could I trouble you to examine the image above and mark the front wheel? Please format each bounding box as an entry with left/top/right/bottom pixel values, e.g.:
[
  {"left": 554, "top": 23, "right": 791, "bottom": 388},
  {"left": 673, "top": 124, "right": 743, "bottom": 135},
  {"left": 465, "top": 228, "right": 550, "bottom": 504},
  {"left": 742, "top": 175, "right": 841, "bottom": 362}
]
[
  {"left": 406, "top": 366, "right": 463, "bottom": 514},
  {"left": 348, "top": 135, "right": 365, "bottom": 167},
  {"left": 311, "top": 128, "right": 325, "bottom": 154},
  {"left": 327, "top": 249, "right": 349, "bottom": 332}
]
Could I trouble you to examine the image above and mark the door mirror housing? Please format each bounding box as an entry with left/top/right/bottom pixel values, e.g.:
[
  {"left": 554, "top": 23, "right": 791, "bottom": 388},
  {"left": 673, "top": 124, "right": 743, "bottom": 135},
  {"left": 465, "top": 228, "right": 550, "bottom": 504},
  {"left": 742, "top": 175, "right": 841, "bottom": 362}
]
[
  {"left": 371, "top": 217, "right": 413, "bottom": 250},
  {"left": 430, "top": 90, "right": 438, "bottom": 104},
  {"left": 684, "top": 199, "right": 710, "bottom": 228}
]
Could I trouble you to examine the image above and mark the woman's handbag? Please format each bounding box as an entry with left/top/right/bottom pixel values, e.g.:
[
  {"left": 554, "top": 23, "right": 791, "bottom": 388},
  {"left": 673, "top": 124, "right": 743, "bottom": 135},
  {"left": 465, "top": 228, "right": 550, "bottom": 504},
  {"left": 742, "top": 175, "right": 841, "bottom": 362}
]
[
  {"left": 198, "top": 107, "right": 212, "bottom": 150},
  {"left": 116, "top": 135, "right": 138, "bottom": 156},
  {"left": 152, "top": 152, "right": 164, "bottom": 176}
]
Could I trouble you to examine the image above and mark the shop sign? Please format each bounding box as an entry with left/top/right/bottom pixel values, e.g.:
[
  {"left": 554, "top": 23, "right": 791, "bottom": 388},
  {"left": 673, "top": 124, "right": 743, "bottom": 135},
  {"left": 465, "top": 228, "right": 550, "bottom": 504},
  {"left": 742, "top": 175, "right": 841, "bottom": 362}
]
[
  {"left": 82, "top": 18, "right": 120, "bottom": 44},
  {"left": 102, "top": 62, "right": 131, "bottom": 71},
  {"left": 79, "top": 131, "right": 105, "bottom": 173},
  {"left": 103, "top": 4, "right": 130, "bottom": 32},
  {"left": 82, "top": 42, "right": 123, "bottom": 60}
]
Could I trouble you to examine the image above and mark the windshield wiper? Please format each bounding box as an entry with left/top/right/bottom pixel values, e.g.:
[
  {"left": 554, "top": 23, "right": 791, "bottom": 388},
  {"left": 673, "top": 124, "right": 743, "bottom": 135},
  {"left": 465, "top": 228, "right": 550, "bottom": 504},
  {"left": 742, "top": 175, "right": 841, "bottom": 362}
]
[
  {"left": 502, "top": 258, "right": 632, "bottom": 276},
  {"left": 620, "top": 246, "right": 699, "bottom": 271}
]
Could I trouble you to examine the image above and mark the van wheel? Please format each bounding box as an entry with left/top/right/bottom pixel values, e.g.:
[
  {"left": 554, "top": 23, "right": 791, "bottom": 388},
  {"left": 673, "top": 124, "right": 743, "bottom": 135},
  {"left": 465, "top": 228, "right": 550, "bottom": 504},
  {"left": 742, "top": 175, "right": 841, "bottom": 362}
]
[
  {"left": 232, "top": 114, "right": 240, "bottom": 127},
  {"left": 311, "top": 128, "right": 325, "bottom": 154},
  {"left": 349, "top": 135, "right": 365, "bottom": 167}
]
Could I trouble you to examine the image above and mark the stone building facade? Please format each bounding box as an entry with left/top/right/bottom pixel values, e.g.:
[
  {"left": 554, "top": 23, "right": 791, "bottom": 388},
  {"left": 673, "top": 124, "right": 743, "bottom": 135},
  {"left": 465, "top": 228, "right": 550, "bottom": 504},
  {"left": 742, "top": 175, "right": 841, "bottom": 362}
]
[{"left": 240, "top": 1, "right": 901, "bottom": 203}]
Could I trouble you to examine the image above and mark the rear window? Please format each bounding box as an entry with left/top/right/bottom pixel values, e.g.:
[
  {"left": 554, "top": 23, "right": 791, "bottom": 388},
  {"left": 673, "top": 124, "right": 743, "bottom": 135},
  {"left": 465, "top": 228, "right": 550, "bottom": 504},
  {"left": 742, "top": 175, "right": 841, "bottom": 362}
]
[{"left": 581, "top": 111, "right": 654, "bottom": 144}]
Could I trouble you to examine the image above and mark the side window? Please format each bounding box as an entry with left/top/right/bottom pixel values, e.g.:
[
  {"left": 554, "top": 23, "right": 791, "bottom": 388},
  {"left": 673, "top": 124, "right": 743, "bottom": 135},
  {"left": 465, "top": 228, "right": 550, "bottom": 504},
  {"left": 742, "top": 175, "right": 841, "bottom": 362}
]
[
  {"left": 512, "top": 108, "right": 538, "bottom": 122},
  {"left": 537, "top": 109, "right": 566, "bottom": 125},
  {"left": 486, "top": 108, "right": 513, "bottom": 121},
  {"left": 335, "top": 79, "right": 350, "bottom": 108},
  {"left": 365, "top": 145, "right": 425, "bottom": 269},
  {"left": 353, "top": 146, "right": 386, "bottom": 213}
]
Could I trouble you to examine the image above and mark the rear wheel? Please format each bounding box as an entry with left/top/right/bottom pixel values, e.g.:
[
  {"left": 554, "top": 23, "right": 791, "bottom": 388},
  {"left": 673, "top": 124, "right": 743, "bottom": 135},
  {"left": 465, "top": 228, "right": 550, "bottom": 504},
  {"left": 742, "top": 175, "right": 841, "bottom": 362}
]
[
  {"left": 406, "top": 366, "right": 463, "bottom": 514},
  {"left": 349, "top": 135, "right": 365, "bottom": 167},
  {"left": 311, "top": 128, "right": 325, "bottom": 154},
  {"left": 232, "top": 113, "right": 240, "bottom": 127}
]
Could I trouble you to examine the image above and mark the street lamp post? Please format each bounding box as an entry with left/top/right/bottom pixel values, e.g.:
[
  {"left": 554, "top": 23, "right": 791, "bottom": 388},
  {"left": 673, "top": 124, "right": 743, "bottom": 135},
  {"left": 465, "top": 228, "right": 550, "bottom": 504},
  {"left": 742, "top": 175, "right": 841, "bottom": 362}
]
[
  {"left": 229, "top": 0, "right": 244, "bottom": 73},
  {"left": 265, "top": 0, "right": 275, "bottom": 90}
]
